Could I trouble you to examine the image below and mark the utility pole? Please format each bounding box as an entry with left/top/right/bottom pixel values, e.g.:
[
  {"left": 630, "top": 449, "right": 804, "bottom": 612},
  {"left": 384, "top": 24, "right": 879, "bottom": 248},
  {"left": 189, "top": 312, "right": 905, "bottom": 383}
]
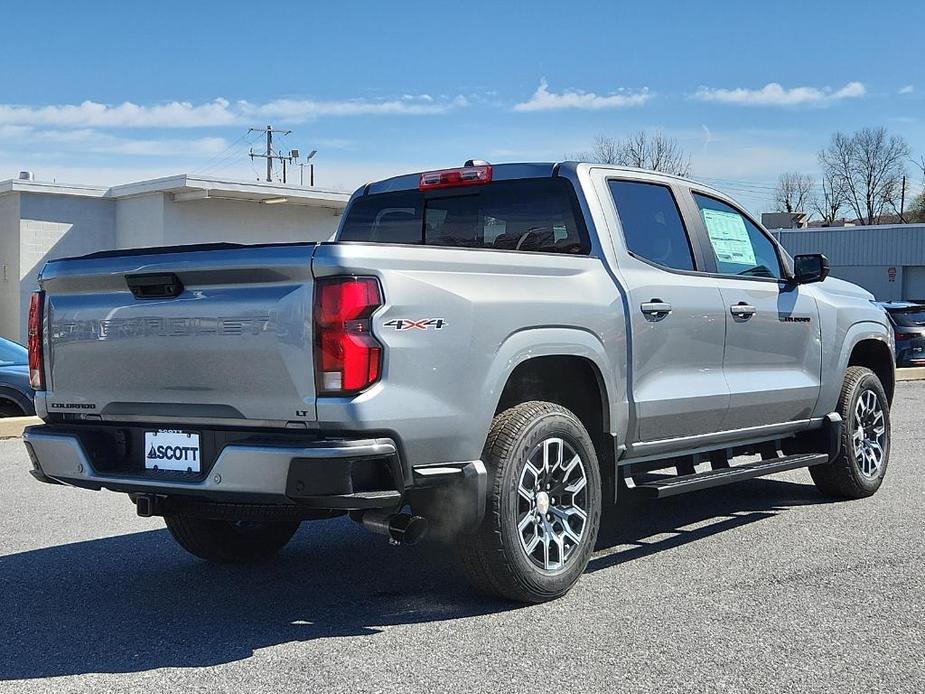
[
  {"left": 248, "top": 125, "right": 292, "bottom": 182},
  {"left": 900, "top": 175, "right": 907, "bottom": 224}
]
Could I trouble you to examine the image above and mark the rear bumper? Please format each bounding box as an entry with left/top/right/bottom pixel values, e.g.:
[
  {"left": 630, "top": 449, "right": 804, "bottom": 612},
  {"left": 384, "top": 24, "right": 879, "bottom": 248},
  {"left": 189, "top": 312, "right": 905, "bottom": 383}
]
[
  {"left": 23, "top": 425, "right": 486, "bottom": 529},
  {"left": 896, "top": 341, "right": 925, "bottom": 367}
]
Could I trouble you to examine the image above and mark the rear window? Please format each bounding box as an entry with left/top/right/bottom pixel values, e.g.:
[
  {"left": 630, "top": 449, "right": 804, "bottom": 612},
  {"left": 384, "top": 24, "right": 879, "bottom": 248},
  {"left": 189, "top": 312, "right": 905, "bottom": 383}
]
[
  {"left": 888, "top": 309, "right": 925, "bottom": 327},
  {"left": 338, "top": 178, "right": 590, "bottom": 255},
  {"left": 0, "top": 338, "right": 25, "bottom": 366}
]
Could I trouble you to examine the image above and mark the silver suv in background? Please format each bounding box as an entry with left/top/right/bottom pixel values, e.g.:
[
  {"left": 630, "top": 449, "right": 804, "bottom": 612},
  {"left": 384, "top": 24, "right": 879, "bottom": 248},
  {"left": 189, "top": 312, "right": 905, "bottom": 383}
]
[{"left": 24, "top": 162, "right": 894, "bottom": 602}]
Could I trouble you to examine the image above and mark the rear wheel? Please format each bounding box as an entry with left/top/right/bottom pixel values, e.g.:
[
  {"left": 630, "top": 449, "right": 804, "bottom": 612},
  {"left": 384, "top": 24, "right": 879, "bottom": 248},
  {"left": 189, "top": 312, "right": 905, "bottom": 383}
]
[
  {"left": 164, "top": 514, "right": 300, "bottom": 563},
  {"left": 810, "top": 366, "right": 890, "bottom": 498},
  {"left": 458, "top": 401, "right": 602, "bottom": 603}
]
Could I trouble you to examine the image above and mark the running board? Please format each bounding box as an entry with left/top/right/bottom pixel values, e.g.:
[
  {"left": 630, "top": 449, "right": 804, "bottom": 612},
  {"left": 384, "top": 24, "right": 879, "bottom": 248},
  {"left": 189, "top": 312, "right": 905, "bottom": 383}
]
[{"left": 631, "top": 453, "right": 829, "bottom": 499}]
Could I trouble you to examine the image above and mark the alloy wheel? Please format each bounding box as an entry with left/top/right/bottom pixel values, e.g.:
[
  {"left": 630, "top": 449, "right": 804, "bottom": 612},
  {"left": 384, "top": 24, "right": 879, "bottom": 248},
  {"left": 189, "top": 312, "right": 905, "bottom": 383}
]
[
  {"left": 852, "top": 389, "right": 886, "bottom": 478},
  {"left": 516, "top": 437, "right": 589, "bottom": 571}
]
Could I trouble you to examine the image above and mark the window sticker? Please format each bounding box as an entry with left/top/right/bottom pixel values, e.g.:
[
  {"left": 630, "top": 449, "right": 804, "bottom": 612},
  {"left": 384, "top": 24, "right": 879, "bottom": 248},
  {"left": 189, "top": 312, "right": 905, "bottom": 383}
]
[{"left": 701, "top": 208, "right": 756, "bottom": 267}]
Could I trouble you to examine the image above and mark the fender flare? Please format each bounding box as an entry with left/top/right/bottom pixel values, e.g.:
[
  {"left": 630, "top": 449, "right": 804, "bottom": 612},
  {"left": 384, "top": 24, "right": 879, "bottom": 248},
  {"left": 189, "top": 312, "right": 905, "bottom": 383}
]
[{"left": 479, "top": 326, "right": 623, "bottom": 439}]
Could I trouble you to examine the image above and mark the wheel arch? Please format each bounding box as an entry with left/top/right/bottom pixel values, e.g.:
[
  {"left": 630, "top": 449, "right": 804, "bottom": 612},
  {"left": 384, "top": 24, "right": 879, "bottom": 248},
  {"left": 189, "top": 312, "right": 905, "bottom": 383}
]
[
  {"left": 815, "top": 321, "right": 893, "bottom": 418},
  {"left": 848, "top": 338, "right": 895, "bottom": 404},
  {"left": 495, "top": 355, "right": 611, "bottom": 446},
  {"left": 0, "top": 386, "right": 33, "bottom": 415},
  {"left": 483, "top": 328, "right": 622, "bottom": 500},
  {"left": 484, "top": 327, "right": 620, "bottom": 436}
]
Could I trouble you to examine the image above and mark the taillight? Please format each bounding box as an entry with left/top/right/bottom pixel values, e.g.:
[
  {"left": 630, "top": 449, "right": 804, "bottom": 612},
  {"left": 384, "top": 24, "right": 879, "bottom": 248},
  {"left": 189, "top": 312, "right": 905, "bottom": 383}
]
[
  {"left": 314, "top": 277, "right": 383, "bottom": 394},
  {"left": 895, "top": 331, "right": 916, "bottom": 342},
  {"left": 28, "top": 291, "right": 44, "bottom": 390},
  {"left": 419, "top": 164, "right": 492, "bottom": 190}
]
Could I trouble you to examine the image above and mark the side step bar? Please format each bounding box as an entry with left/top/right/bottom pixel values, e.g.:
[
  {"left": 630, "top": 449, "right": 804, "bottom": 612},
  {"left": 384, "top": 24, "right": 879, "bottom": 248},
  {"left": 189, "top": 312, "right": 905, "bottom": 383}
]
[{"left": 631, "top": 453, "right": 829, "bottom": 499}]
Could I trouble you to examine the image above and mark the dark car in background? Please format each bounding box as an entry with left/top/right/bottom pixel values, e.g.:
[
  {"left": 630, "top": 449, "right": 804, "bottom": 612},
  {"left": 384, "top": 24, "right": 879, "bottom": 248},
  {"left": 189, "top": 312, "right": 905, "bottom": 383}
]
[
  {"left": 878, "top": 301, "right": 925, "bottom": 367},
  {"left": 0, "top": 337, "right": 35, "bottom": 416}
]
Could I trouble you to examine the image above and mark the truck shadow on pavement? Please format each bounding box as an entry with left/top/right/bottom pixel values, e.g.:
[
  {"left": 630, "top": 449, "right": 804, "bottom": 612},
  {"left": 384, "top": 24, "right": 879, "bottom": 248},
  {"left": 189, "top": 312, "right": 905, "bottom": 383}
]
[
  {"left": 0, "top": 477, "right": 832, "bottom": 679},
  {"left": 590, "top": 476, "right": 833, "bottom": 574}
]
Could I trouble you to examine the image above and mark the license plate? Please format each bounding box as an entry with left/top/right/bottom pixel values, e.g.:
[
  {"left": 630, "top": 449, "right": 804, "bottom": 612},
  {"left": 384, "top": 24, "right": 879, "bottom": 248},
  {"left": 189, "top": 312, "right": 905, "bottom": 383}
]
[{"left": 144, "top": 430, "right": 201, "bottom": 473}]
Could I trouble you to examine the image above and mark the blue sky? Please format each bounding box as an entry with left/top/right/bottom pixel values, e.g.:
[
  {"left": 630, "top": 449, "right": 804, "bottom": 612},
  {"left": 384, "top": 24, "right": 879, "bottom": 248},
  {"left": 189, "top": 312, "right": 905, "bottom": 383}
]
[{"left": 2, "top": 0, "right": 924, "bottom": 211}]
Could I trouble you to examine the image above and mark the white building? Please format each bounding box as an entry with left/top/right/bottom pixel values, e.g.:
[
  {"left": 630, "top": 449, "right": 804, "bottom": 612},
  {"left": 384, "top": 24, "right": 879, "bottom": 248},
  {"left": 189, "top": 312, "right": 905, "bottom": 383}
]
[{"left": 0, "top": 173, "right": 350, "bottom": 341}]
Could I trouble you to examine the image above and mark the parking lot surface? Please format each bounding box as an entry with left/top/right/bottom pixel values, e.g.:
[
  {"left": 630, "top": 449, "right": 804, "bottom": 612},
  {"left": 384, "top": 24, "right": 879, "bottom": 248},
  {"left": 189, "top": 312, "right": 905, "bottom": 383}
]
[{"left": 1, "top": 384, "right": 923, "bottom": 693}]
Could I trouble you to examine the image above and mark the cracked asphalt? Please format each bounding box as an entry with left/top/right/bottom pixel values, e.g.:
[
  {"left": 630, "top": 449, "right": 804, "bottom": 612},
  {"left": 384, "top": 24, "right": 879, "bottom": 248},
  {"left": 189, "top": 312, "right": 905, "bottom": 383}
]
[{"left": 1, "top": 383, "right": 923, "bottom": 693}]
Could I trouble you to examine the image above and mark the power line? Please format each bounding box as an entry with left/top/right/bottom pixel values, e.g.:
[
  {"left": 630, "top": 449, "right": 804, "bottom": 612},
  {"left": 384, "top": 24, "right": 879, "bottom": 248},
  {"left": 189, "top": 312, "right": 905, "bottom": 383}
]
[
  {"left": 190, "top": 130, "right": 250, "bottom": 175},
  {"left": 205, "top": 130, "right": 265, "bottom": 176},
  {"left": 192, "top": 129, "right": 264, "bottom": 177}
]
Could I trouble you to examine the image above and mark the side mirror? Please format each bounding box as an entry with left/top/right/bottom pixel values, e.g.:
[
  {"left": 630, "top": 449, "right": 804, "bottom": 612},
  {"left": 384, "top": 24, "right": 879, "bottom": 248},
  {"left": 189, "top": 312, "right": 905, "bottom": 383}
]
[{"left": 793, "top": 253, "right": 830, "bottom": 284}]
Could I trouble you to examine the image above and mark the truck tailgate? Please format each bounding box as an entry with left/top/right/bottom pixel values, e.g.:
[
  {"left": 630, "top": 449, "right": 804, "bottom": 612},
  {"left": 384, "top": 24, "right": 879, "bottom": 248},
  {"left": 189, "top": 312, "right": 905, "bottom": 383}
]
[{"left": 39, "top": 243, "right": 318, "bottom": 426}]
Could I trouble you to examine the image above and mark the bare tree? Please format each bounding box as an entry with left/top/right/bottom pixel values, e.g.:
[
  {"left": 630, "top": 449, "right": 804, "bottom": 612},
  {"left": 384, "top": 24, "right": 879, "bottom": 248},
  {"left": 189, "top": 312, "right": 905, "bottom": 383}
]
[
  {"left": 618, "top": 131, "right": 692, "bottom": 176},
  {"left": 773, "top": 171, "right": 815, "bottom": 213},
  {"left": 818, "top": 127, "right": 911, "bottom": 225},
  {"left": 812, "top": 169, "right": 849, "bottom": 225},
  {"left": 570, "top": 135, "right": 622, "bottom": 165},
  {"left": 909, "top": 192, "right": 925, "bottom": 224},
  {"left": 572, "top": 130, "right": 692, "bottom": 177}
]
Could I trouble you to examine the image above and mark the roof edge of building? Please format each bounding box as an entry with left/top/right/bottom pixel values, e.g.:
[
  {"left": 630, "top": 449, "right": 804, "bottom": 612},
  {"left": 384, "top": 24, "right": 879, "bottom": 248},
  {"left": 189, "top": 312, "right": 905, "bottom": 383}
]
[
  {"left": 776, "top": 222, "right": 925, "bottom": 233},
  {"left": 0, "top": 173, "right": 351, "bottom": 208},
  {"left": 0, "top": 178, "right": 109, "bottom": 198}
]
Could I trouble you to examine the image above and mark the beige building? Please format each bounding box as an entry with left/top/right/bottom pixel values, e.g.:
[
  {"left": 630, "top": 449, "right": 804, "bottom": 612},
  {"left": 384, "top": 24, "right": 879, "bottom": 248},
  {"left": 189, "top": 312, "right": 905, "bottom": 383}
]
[{"left": 0, "top": 173, "right": 349, "bottom": 341}]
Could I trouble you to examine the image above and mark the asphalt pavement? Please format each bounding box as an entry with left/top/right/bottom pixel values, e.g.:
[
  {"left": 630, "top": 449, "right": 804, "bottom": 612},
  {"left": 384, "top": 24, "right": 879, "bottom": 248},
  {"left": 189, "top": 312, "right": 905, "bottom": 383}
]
[{"left": 1, "top": 384, "right": 923, "bottom": 693}]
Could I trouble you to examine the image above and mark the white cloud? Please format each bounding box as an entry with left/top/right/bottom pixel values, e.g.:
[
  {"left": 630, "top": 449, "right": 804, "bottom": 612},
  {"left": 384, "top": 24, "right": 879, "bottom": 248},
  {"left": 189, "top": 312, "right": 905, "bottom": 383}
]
[
  {"left": 0, "top": 99, "right": 237, "bottom": 129},
  {"left": 240, "top": 94, "right": 466, "bottom": 121},
  {"left": 514, "top": 79, "right": 651, "bottom": 112},
  {"left": 0, "top": 125, "right": 229, "bottom": 157},
  {"left": 0, "top": 94, "right": 466, "bottom": 129},
  {"left": 899, "top": 85, "right": 915, "bottom": 95},
  {"left": 693, "top": 81, "right": 866, "bottom": 107}
]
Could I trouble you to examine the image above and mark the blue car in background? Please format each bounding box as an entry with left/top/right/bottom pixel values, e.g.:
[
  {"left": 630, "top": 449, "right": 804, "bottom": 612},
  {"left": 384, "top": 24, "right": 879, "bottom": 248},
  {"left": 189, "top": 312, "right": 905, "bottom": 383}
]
[
  {"left": 0, "top": 337, "right": 35, "bottom": 417},
  {"left": 877, "top": 301, "right": 925, "bottom": 368}
]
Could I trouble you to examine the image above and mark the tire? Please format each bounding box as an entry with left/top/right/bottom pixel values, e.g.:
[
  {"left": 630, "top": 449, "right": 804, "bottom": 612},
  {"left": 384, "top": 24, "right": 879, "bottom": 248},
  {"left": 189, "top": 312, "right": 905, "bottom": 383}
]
[
  {"left": 164, "top": 514, "right": 300, "bottom": 563},
  {"left": 0, "top": 401, "right": 24, "bottom": 418},
  {"left": 458, "top": 401, "right": 602, "bottom": 603},
  {"left": 810, "top": 366, "right": 890, "bottom": 499}
]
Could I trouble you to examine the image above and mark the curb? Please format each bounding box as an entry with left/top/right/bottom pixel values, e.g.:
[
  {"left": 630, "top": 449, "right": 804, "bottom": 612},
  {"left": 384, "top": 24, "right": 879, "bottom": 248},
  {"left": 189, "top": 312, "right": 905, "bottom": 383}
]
[
  {"left": 0, "top": 416, "right": 42, "bottom": 439},
  {"left": 896, "top": 367, "right": 925, "bottom": 382}
]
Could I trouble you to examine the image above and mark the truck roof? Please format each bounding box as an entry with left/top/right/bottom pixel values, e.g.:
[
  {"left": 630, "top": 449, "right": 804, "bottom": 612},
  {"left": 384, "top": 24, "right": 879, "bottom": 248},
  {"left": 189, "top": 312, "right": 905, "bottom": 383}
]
[{"left": 361, "top": 161, "right": 734, "bottom": 204}]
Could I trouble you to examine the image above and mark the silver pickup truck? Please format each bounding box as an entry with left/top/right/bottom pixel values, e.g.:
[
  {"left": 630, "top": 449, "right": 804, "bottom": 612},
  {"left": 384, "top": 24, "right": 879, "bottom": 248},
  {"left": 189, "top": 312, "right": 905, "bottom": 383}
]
[{"left": 24, "top": 162, "right": 894, "bottom": 602}]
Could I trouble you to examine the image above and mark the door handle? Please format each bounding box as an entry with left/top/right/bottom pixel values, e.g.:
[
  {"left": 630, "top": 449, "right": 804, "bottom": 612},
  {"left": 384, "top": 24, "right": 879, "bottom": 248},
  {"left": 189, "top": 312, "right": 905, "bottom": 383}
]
[
  {"left": 730, "top": 303, "right": 756, "bottom": 318},
  {"left": 641, "top": 300, "right": 672, "bottom": 320}
]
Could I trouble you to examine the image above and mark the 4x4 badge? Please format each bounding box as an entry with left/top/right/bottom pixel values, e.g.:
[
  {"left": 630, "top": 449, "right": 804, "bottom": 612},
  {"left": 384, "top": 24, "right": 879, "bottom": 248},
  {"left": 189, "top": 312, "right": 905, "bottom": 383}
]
[{"left": 383, "top": 318, "right": 446, "bottom": 331}]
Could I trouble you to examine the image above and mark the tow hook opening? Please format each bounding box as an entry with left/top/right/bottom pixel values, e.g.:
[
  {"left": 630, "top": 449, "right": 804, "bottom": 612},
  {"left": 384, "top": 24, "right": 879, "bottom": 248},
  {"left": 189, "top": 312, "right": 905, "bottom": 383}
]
[{"left": 355, "top": 509, "right": 428, "bottom": 545}]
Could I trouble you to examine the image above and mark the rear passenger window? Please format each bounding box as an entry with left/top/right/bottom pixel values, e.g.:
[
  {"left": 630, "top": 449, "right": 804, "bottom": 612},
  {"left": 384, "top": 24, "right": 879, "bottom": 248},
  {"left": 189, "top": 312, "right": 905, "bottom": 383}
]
[
  {"left": 339, "top": 178, "right": 589, "bottom": 255},
  {"left": 608, "top": 180, "right": 695, "bottom": 271}
]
